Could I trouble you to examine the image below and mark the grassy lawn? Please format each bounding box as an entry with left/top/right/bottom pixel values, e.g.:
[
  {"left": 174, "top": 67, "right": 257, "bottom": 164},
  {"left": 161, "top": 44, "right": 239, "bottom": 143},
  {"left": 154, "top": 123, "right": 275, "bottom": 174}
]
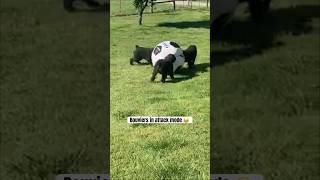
[
  {"left": 110, "top": 8, "right": 210, "bottom": 179},
  {"left": 1, "top": 0, "right": 108, "bottom": 179},
  {"left": 211, "top": 0, "right": 320, "bottom": 179}
]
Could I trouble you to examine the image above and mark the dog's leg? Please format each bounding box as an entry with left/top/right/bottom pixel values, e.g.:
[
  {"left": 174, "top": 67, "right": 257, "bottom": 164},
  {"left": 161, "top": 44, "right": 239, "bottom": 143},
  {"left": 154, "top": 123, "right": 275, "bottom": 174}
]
[
  {"left": 169, "top": 65, "right": 174, "bottom": 79},
  {"left": 130, "top": 57, "right": 142, "bottom": 65},
  {"left": 151, "top": 61, "right": 160, "bottom": 82},
  {"left": 169, "top": 72, "right": 174, "bottom": 79},
  {"left": 161, "top": 71, "right": 167, "bottom": 83},
  {"left": 151, "top": 68, "right": 157, "bottom": 81}
]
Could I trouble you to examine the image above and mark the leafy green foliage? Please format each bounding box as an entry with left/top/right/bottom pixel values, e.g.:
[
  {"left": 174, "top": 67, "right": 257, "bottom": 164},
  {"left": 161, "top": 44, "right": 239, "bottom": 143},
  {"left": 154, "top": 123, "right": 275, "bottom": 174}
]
[
  {"left": 133, "top": 0, "right": 149, "bottom": 10},
  {"left": 132, "top": 0, "right": 150, "bottom": 24}
]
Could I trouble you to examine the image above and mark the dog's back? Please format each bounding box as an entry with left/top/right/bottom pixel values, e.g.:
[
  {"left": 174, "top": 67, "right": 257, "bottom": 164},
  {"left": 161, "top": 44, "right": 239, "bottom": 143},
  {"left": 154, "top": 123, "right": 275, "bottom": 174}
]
[{"left": 130, "top": 45, "right": 153, "bottom": 65}]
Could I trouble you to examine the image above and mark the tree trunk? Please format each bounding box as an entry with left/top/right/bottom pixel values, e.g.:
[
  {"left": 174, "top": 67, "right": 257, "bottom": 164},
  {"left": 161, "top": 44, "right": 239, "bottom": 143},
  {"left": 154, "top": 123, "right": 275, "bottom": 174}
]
[
  {"left": 139, "top": 12, "right": 143, "bottom": 25},
  {"left": 138, "top": 0, "right": 149, "bottom": 25}
]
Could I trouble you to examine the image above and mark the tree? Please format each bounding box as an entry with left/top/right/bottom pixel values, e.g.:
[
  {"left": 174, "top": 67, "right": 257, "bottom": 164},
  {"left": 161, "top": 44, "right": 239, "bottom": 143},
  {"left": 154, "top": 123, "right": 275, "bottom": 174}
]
[{"left": 133, "top": 0, "right": 150, "bottom": 25}]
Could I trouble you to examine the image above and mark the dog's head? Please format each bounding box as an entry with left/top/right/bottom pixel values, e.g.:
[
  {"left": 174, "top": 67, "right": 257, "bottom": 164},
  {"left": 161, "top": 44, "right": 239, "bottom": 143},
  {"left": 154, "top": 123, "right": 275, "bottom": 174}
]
[
  {"left": 165, "top": 54, "right": 176, "bottom": 63},
  {"left": 183, "top": 45, "right": 197, "bottom": 66},
  {"left": 158, "top": 54, "right": 176, "bottom": 72},
  {"left": 161, "top": 54, "right": 176, "bottom": 66}
]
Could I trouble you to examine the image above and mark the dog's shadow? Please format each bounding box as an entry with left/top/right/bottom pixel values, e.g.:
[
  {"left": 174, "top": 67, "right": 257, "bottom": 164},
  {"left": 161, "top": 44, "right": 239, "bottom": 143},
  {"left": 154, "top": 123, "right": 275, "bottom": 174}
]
[
  {"left": 167, "top": 63, "right": 210, "bottom": 83},
  {"left": 135, "top": 62, "right": 151, "bottom": 66}
]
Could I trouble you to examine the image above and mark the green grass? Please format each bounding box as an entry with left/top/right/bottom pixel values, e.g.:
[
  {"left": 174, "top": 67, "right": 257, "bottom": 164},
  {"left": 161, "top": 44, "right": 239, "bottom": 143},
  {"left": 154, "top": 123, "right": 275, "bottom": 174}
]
[
  {"left": 110, "top": 7, "right": 210, "bottom": 179},
  {"left": 1, "top": 0, "right": 108, "bottom": 179},
  {"left": 211, "top": 0, "right": 320, "bottom": 179}
]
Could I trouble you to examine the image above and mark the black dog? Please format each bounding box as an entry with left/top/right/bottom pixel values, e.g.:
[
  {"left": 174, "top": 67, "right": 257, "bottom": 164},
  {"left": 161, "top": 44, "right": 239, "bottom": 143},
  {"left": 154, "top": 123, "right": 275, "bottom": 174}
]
[
  {"left": 130, "top": 45, "right": 154, "bottom": 65},
  {"left": 151, "top": 54, "right": 176, "bottom": 83},
  {"left": 183, "top": 45, "right": 197, "bottom": 68}
]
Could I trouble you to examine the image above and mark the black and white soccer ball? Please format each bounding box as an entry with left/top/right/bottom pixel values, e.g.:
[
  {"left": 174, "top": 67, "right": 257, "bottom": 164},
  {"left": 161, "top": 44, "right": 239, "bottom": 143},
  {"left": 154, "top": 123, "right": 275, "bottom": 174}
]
[{"left": 151, "top": 41, "right": 185, "bottom": 72}]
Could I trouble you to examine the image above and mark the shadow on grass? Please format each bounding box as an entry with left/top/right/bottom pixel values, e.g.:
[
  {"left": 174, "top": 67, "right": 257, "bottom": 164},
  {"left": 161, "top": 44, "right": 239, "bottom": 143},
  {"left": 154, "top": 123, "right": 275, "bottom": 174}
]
[
  {"left": 135, "top": 62, "right": 152, "bottom": 66},
  {"left": 168, "top": 62, "right": 210, "bottom": 83},
  {"left": 211, "top": 4, "right": 320, "bottom": 66},
  {"left": 158, "top": 20, "right": 210, "bottom": 29},
  {"left": 67, "top": 3, "right": 109, "bottom": 13}
]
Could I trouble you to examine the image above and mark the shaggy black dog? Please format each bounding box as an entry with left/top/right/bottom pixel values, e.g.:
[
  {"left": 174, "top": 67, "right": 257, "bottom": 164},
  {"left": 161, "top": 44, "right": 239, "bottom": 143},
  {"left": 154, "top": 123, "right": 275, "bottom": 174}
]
[
  {"left": 130, "top": 44, "right": 197, "bottom": 68},
  {"left": 183, "top": 45, "right": 197, "bottom": 68},
  {"left": 151, "top": 54, "right": 176, "bottom": 83},
  {"left": 130, "top": 45, "right": 154, "bottom": 65}
]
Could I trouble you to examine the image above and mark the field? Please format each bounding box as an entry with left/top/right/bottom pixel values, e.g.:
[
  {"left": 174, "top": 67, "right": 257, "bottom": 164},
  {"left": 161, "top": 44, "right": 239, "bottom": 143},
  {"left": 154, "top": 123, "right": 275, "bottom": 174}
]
[
  {"left": 1, "top": 0, "right": 108, "bottom": 179},
  {"left": 110, "top": 5, "right": 210, "bottom": 180},
  {"left": 211, "top": 0, "right": 320, "bottom": 179}
]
